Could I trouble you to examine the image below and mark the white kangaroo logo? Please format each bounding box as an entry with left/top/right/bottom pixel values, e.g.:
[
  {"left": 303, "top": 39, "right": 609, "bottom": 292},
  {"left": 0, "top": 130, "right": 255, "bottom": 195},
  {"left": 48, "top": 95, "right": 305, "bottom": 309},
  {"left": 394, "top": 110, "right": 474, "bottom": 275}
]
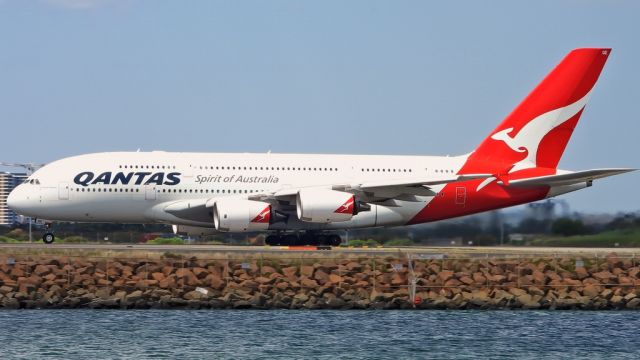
[
  {"left": 336, "top": 198, "right": 354, "bottom": 213},
  {"left": 476, "top": 89, "right": 592, "bottom": 191},
  {"left": 490, "top": 89, "right": 592, "bottom": 173},
  {"left": 490, "top": 127, "right": 526, "bottom": 153},
  {"left": 253, "top": 207, "right": 270, "bottom": 222}
]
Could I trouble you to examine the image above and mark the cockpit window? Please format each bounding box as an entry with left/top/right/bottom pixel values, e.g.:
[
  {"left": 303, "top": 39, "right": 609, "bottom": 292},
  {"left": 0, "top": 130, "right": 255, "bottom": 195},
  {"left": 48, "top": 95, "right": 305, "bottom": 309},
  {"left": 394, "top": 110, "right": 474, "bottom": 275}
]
[{"left": 27, "top": 179, "right": 40, "bottom": 185}]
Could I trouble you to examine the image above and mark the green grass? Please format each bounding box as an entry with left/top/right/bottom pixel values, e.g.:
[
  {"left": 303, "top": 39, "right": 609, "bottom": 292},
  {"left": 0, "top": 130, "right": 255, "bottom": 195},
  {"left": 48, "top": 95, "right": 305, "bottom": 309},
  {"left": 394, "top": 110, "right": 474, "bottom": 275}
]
[
  {"left": 383, "top": 238, "right": 415, "bottom": 247},
  {"left": 344, "top": 239, "right": 366, "bottom": 247},
  {"left": 147, "top": 237, "right": 185, "bottom": 245},
  {"left": 530, "top": 228, "right": 640, "bottom": 247},
  {"left": 0, "top": 236, "right": 21, "bottom": 243},
  {"left": 342, "top": 239, "right": 382, "bottom": 247},
  {"left": 59, "top": 235, "right": 89, "bottom": 243}
]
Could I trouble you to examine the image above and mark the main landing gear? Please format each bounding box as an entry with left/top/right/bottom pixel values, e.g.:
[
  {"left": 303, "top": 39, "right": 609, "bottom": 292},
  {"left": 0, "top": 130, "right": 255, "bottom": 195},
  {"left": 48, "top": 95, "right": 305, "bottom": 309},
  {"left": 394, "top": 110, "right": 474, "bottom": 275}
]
[
  {"left": 42, "top": 223, "right": 55, "bottom": 244},
  {"left": 265, "top": 233, "right": 342, "bottom": 247}
]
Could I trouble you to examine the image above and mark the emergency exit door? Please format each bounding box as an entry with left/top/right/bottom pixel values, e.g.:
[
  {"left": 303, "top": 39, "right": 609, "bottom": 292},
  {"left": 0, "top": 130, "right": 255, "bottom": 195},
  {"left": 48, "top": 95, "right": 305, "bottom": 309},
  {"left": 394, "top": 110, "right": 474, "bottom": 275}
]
[
  {"left": 145, "top": 185, "right": 156, "bottom": 200},
  {"left": 58, "top": 182, "right": 69, "bottom": 200}
]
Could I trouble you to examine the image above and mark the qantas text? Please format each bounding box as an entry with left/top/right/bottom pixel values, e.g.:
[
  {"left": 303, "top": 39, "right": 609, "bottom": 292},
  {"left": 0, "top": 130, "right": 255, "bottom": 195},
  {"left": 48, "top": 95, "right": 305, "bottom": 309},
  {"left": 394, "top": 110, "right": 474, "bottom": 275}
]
[{"left": 73, "top": 172, "right": 181, "bottom": 187}]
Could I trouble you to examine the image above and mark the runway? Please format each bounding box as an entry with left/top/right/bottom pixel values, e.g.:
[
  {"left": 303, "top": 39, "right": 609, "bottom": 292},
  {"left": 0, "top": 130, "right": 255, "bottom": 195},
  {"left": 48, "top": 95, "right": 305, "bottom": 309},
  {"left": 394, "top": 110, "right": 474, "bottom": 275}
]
[{"left": 0, "top": 243, "right": 638, "bottom": 257}]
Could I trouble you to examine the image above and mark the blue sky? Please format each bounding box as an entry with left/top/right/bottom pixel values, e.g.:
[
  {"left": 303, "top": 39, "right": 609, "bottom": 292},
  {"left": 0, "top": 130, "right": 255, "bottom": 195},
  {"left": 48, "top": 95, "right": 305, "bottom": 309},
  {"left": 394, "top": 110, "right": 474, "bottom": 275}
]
[{"left": 1, "top": 0, "right": 638, "bottom": 213}]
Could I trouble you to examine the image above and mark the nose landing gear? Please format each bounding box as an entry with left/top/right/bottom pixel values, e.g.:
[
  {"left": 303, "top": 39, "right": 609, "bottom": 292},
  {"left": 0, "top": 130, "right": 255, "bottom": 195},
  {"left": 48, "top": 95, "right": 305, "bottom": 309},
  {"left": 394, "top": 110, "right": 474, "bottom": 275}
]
[
  {"left": 264, "top": 232, "right": 342, "bottom": 247},
  {"left": 42, "top": 222, "right": 55, "bottom": 244},
  {"left": 42, "top": 232, "right": 55, "bottom": 244}
]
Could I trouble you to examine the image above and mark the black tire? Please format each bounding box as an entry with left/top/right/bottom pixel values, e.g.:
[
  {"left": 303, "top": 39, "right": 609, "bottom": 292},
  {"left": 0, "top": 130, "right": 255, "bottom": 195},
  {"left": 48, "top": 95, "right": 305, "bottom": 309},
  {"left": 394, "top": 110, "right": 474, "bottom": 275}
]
[
  {"left": 265, "top": 234, "right": 280, "bottom": 246},
  {"left": 327, "top": 234, "right": 342, "bottom": 246},
  {"left": 282, "top": 234, "right": 299, "bottom": 246},
  {"left": 300, "top": 233, "right": 317, "bottom": 246},
  {"left": 315, "top": 234, "right": 328, "bottom": 246},
  {"left": 42, "top": 232, "right": 55, "bottom": 244}
]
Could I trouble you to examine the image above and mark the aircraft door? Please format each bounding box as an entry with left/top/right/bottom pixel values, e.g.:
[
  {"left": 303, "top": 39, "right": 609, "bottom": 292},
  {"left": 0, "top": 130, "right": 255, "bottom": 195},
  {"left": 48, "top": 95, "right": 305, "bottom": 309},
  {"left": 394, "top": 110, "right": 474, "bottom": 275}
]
[
  {"left": 145, "top": 185, "right": 156, "bottom": 201},
  {"left": 58, "top": 182, "right": 69, "bottom": 200}
]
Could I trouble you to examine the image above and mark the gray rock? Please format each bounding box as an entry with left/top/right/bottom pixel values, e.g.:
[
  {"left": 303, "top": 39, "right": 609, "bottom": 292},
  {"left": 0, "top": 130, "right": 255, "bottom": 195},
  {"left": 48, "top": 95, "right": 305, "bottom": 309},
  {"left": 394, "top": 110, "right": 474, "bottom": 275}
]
[
  {"left": 183, "top": 290, "right": 205, "bottom": 301},
  {"left": 133, "top": 299, "right": 150, "bottom": 309},
  {"left": 0, "top": 286, "right": 14, "bottom": 295},
  {"left": 303, "top": 297, "right": 321, "bottom": 309},
  {"left": 326, "top": 296, "right": 346, "bottom": 309},
  {"left": 208, "top": 299, "right": 228, "bottom": 309},
  {"left": 2, "top": 297, "right": 20, "bottom": 309},
  {"left": 626, "top": 297, "right": 640, "bottom": 309},
  {"left": 88, "top": 298, "right": 119, "bottom": 309},
  {"left": 169, "top": 298, "right": 188, "bottom": 307},
  {"left": 60, "top": 297, "right": 81, "bottom": 308},
  {"left": 186, "top": 300, "right": 202, "bottom": 309},
  {"left": 370, "top": 301, "right": 386, "bottom": 310},
  {"left": 249, "top": 294, "right": 268, "bottom": 308},
  {"left": 232, "top": 300, "right": 253, "bottom": 309},
  {"left": 125, "top": 290, "right": 143, "bottom": 304},
  {"left": 95, "top": 288, "right": 111, "bottom": 299},
  {"left": 79, "top": 293, "right": 96, "bottom": 304},
  {"left": 13, "top": 292, "right": 29, "bottom": 301},
  {"left": 293, "top": 293, "right": 309, "bottom": 303},
  {"left": 353, "top": 299, "right": 370, "bottom": 309}
]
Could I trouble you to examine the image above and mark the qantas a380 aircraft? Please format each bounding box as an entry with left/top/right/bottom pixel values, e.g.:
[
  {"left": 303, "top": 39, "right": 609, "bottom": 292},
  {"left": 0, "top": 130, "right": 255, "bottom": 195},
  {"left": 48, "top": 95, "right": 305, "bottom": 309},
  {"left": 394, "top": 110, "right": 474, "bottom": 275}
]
[{"left": 7, "top": 48, "right": 636, "bottom": 245}]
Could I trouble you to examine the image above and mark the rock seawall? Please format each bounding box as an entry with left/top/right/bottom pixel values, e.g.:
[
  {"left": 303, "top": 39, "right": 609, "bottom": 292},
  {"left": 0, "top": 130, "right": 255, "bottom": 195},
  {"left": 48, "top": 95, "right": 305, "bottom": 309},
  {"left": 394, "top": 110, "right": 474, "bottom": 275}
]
[{"left": 1, "top": 252, "right": 639, "bottom": 310}]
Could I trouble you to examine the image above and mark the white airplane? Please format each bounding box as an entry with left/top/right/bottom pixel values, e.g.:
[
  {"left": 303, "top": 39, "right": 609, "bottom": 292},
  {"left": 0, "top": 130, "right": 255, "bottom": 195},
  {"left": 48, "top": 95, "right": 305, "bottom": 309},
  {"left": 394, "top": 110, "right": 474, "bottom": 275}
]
[{"left": 7, "top": 48, "right": 635, "bottom": 245}]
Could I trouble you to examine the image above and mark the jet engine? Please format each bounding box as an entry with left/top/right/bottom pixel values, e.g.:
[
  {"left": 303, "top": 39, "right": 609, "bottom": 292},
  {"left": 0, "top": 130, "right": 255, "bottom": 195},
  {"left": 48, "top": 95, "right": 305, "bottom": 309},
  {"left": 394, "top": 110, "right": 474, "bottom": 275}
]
[
  {"left": 212, "top": 199, "right": 272, "bottom": 232},
  {"left": 296, "top": 189, "right": 364, "bottom": 223}
]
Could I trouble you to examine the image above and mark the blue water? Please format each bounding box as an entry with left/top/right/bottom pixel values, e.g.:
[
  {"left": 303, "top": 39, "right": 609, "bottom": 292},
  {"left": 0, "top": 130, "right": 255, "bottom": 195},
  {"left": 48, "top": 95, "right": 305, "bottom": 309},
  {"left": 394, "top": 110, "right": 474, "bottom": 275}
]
[{"left": 0, "top": 310, "right": 638, "bottom": 359}]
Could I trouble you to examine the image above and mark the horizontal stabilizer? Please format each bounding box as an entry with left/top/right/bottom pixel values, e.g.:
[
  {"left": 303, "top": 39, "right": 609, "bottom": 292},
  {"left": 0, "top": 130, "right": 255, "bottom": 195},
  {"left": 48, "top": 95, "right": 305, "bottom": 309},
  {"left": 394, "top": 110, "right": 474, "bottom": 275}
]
[{"left": 505, "top": 168, "right": 636, "bottom": 187}]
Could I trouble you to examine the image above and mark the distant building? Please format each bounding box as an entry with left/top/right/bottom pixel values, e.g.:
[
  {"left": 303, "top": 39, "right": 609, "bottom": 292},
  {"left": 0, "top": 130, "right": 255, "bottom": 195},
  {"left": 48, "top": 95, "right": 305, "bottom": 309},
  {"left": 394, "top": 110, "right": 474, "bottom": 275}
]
[{"left": 0, "top": 172, "right": 28, "bottom": 226}]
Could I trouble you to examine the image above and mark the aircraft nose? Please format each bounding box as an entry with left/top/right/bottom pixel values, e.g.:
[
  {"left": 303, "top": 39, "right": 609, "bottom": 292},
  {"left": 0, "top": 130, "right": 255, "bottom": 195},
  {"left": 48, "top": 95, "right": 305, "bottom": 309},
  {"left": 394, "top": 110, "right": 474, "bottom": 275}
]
[{"left": 7, "top": 185, "right": 27, "bottom": 213}]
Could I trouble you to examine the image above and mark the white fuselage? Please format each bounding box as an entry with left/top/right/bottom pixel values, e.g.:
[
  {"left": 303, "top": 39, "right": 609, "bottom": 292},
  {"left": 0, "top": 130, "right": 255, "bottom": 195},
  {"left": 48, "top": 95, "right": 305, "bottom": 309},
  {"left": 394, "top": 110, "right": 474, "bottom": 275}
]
[{"left": 8, "top": 151, "right": 468, "bottom": 231}]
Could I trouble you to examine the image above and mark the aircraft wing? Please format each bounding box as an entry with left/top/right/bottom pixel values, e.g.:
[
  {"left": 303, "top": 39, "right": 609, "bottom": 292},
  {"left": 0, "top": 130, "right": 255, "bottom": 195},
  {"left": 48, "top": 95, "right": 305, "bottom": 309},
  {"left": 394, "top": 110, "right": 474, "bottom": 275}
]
[
  {"left": 353, "top": 174, "right": 491, "bottom": 201},
  {"left": 505, "top": 168, "right": 636, "bottom": 188},
  {"left": 250, "top": 174, "right": 492, "bottom": 203}
]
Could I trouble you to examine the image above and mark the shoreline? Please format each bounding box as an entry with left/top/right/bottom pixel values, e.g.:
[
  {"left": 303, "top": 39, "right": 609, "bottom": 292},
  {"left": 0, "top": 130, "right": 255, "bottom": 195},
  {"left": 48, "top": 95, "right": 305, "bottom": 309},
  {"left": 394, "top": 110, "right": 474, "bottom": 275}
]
[{"left": 1, "top": 247, "right": 639, "bottom": 310}]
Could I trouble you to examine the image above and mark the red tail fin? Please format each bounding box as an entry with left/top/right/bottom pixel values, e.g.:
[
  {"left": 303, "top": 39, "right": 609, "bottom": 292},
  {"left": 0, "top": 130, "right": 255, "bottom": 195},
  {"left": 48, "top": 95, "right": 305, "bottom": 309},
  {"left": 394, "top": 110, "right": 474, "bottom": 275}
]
[{"left": 459, "top": 48, "right": 611, "bottom": 177}]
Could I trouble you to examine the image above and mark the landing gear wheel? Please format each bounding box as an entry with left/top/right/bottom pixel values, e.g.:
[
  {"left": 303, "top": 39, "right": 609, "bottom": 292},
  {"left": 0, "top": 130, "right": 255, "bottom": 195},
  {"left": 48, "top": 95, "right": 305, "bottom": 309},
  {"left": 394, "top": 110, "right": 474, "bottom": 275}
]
[
  {"left": 327, "top": 234, "right": 342, "bottom": 246},
  {"left": 315, "top": 234, "right": 327, "bottom": 246},
  {"left": 42, "top": 232, "right": 55, "bottom": 244},
  {"left": 265, "top": 234, "right": 280, "bottom": 246},
  {"left": 282, "top": 234, "right": 299, "bottom": 246},
  {"left": 300, "top": 233, "right": 317, "bottom": 246}
]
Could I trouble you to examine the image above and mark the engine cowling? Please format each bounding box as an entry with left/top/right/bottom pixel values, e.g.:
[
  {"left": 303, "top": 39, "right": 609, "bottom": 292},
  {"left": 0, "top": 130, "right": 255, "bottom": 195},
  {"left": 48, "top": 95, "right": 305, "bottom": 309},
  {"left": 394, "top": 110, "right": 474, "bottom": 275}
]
[
  {"left": 212, "top": 199, "right": 271, "bottom": 232},
  {"left": 296, "top": 189, "right": 356, "bottom": 223}
]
